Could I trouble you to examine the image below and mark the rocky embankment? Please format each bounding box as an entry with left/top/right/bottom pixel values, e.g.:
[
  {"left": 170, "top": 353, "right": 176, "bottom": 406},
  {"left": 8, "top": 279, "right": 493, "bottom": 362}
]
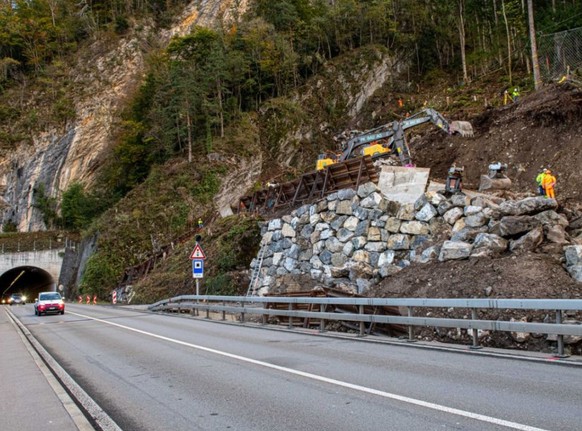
[{"left": 251, "top": 183, "right": 582, "bottom": 295}]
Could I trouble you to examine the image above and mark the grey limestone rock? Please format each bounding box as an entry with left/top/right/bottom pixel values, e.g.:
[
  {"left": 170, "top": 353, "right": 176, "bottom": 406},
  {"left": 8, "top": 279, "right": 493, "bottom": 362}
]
[
  {"left": 387, "top": 234, "right": 411, "bottom": 250},
  {"left": 415, "top": 203, "right": 438, "bottom": 222},
  {"left": 443, "top": 207, "right": 464, "bottom": 225},
  {"left": 400, "top": 220, "right": 430, "bottom": 235},
  {"left": 499, "top": 216, "right": 541, "bottom": 237},
  {"left": 509, "top": 226, "right": 544, "bottom": 252},
  {"left": 357, "top": 182, "right": 378, "bottom": 198},
  {"left": 439, "top": 240, "right": 472, "bottom": 261},
  {"left": 499, "top": 196, "right": 558, "bottom": 216}
]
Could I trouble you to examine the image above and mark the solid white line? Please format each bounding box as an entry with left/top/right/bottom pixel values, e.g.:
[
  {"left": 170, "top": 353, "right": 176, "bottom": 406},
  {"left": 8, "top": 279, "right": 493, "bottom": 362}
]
[{"left": 70, "top": 311, "right": 549, "bottom": 431}]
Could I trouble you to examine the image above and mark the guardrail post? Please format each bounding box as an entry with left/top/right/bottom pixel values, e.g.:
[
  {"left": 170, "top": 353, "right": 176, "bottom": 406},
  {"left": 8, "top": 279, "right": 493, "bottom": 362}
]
[
  {"left": 262, "top": 302, "right": 267, "bottom": 326},
  {"left": 288, "top": 302, "right": 294, "bottom": 329},
  {"left": 359, "top": 305, "right": 365, "bottom": 337},
  {"left": 205, "top": 301, "right": 210, "bottom": 319},
  {"left": 555, "top": 310, "right": 568, "bottom": 358},
  {"left": 470, "top": 309, "right": 482, "bottom": 350},
  {"left": 319, "top": 304, "right": 326, "bottom": 333},
  {"left": 407, "top": 306, "right": 416, "bottom": 342},
  {"left": 222, "top": 301, "right": 226, "bottom": 321},
  {"left": 240, "top": 300, "right": 245, "bottom": 324}
]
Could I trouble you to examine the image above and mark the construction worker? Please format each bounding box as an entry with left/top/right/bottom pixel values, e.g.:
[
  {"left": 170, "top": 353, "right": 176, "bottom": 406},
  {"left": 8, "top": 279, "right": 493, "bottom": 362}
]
[
  {"left": 511, "top": 87, "right": 520, "bottom": 103},
  {"left": 542, "top": 169, "right": 557, "bottom": 199},
  {"left": 535, "top": 169, "right": 547, "bottom": 196}
]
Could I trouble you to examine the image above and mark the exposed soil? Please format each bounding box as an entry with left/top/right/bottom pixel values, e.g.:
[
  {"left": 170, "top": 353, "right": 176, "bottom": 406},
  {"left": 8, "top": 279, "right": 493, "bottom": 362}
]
[
  {"left": 373, "top": 84, "right": 582, "bottom": 354},
  {"left": 413, "top": 83, "right": 582, "bottom": 206}
]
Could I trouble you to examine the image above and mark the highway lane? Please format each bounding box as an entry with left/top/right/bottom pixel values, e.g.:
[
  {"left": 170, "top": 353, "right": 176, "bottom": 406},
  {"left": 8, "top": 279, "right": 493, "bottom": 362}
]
[{"left": 12, "top": 304, "right": 582, "bottom": 431}]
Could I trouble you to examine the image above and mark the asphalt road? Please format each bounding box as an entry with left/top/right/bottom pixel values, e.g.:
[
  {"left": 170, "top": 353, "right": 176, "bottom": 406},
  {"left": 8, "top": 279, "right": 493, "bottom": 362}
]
[{"left": 10, "top": 304, "right": 582, "bottom": 431}]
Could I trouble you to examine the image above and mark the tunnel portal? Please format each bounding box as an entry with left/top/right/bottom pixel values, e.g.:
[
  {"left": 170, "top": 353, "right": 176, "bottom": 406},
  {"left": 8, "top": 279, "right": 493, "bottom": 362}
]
[{"left": 0, "top": 266, "right": 55, "bottom": 303}]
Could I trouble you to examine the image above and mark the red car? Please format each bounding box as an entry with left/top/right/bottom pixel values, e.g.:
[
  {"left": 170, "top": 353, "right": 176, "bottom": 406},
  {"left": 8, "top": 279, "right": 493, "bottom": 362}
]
[{"left": 34, "top": 292, "right": 65, "bottom": 316}]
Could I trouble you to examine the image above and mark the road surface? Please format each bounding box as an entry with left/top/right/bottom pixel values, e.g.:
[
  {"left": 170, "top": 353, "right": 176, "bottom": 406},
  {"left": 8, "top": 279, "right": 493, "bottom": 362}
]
[{"left": 9, "top": 303, "right": 582, "bottom": 431}]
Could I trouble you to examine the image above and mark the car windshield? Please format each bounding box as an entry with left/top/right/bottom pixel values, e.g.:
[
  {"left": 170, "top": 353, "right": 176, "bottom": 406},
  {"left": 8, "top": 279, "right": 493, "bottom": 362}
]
[
  {"left": 11, "top": 294, "right": 22, "bottom": 298},
  {"left": 40, "top": 293, "right": 61, "bottom": 301}
]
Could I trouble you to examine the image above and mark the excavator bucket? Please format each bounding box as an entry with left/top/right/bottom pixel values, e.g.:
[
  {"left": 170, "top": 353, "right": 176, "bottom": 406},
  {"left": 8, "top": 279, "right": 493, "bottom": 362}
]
[{"left": 449, "top": 121, "right": 474, "bottom": 137}]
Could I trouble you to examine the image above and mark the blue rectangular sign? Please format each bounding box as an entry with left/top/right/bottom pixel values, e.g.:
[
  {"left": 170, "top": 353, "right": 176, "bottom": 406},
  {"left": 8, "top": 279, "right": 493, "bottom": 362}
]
[{"left": 192, "top": 259, "right": 204, "bottom": 279}]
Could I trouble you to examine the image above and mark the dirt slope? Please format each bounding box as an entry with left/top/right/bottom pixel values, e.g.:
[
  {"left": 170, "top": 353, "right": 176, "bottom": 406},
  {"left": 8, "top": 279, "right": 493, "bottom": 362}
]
[
  {"left": 413, "top": 83, "right": 582, "bottom": 206},
  {"left": 366, "top": 84, "right": 582, "bottom": 354}
]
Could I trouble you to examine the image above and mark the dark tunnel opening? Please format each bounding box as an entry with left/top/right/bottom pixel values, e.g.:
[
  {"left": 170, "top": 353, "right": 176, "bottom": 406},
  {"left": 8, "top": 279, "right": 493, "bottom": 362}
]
[{"left": 0, "top": 266, "right": 55, "bottom": 303}]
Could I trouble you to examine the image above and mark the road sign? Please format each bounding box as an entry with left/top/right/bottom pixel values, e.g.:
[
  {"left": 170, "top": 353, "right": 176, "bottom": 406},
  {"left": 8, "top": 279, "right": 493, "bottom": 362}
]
[
  {"left": 192, "top": 259, "right": 204, "bottom": 279},
  {"left": 190, "top": 243, "right": 206, "bottom": 260}
]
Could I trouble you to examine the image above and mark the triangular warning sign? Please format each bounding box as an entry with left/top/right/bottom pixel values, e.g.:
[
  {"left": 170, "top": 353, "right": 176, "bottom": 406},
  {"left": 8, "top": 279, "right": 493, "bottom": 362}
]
[{"left": 189, "top": 243, "right": 206, "bottom": 260}]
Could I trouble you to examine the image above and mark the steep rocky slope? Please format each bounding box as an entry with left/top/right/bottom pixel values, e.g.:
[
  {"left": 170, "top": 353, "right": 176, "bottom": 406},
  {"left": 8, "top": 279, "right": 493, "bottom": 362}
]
[{"left": 0, "top": 0, "right": 245, "bottom": 231}]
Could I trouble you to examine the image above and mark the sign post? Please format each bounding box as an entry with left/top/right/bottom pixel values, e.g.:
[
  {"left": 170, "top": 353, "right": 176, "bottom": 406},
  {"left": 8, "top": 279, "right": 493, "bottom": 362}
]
[{"left": 190, "top": 241, "right": 206, "bottom": 316}]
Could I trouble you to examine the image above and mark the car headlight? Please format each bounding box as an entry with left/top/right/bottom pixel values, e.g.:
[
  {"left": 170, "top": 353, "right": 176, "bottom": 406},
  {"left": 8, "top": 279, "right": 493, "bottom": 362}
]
[{"left": 21, "top": 296, "right": 27, "bottom": 301}]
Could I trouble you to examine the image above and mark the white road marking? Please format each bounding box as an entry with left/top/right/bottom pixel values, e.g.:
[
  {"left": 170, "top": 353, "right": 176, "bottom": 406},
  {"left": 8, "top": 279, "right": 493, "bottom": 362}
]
[{"left": 70, "top": 311, "right": 548, "bottom": 431}]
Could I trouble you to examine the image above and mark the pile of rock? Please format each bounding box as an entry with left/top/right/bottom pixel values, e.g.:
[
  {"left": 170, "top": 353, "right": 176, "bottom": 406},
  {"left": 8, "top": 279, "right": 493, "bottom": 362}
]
[{"left": 251, "top": 182, "right": 579, "bottom": 295}]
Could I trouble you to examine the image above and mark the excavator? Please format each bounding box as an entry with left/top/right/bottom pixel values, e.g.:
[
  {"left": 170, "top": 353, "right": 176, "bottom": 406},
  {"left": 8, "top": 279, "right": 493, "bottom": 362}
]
[{"left": 316, "top": 108, "right": 473, "bottom": 170}]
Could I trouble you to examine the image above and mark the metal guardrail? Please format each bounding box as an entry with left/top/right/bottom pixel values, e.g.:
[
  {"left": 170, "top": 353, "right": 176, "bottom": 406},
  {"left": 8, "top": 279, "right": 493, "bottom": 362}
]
[{"left": 148, "top": 295, "right": 582, "bottom": 357}]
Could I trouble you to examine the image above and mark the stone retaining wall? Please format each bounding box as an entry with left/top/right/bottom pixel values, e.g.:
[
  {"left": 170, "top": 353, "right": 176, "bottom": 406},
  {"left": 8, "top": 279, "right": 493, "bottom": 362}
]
[{"left": 251, "top": 182, "right": 579, "bottom": 295}]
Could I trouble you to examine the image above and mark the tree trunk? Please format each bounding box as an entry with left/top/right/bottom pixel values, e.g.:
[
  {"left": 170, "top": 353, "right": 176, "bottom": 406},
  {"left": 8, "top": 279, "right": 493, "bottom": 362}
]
[
  {"left": 186, "top": 108, "right": 192, "bottom": 164},
  {"left": 501, "top": 0, "right": 512, "bottom": 84},
  {"left": 528, "top": 0, "right": 542, "bottom": 90},
  {"left": 458, "top": 0, "right": 469, "bottom": 83}
]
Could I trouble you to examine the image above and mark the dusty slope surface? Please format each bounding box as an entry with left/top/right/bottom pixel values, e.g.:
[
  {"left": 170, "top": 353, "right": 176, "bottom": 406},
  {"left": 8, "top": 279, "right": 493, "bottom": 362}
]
[
  {"left": 413, "top": 83, "right": 582, "bottom": 205},
  {"left": 367, "top": 253, "right": 582, "bottom": 355},
  {"left": 364, "top": 85, "right": 582, "bottom": 354}
]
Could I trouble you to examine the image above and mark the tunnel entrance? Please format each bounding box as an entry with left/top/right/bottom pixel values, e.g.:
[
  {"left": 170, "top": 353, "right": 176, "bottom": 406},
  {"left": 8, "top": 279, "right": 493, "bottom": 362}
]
[{"left": 0, "top": 266, "right": 55, "bottom": 303}]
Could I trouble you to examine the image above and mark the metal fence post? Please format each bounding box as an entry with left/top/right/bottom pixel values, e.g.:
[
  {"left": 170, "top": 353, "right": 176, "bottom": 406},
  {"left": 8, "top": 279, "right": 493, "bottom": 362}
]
[
  {"left": 319, "top": 304, "right": 326, "bottom": 333},
  {"left": 222, "top": 301, "right": 226, "bottom": 321},
  {"left": 470, "top": 309, "right": 482, "bottom": 349},
  {"left": 555, "top": 310, "right": 568, "bottom": 358},
  {"left": 288, "top": 302, "right": 293, "bottom": 329},
  {"left": 240, "top": 300, "right": 245, "bottom": 323},
  {"left": 407, "top": 306, "right": 416, "bottom": 342},
  {"left": 262, "top": 302, "right": 267, "bottom": 326},
  {"left": 359, "top": 304, "right": 365, "bottom": 337}
]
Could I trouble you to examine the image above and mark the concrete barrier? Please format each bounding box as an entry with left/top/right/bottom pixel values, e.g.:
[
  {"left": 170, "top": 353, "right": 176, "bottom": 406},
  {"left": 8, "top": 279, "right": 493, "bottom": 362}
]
[{"left": 377, "top": 166, "right": 430, "bottom": 204}]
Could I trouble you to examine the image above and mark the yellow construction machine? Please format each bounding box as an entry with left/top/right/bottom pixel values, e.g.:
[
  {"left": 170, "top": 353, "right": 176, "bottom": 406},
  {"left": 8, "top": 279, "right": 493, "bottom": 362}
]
[{"left": 316, "top": 108, "right": 473, "bottom": 170}]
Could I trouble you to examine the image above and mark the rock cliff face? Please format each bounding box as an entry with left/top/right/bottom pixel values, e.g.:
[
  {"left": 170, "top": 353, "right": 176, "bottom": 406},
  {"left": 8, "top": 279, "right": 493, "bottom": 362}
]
[
  {"left": 0, "top": 0, "right": 246, "bottom": 232},
  {"left": 251, "top": 184, "right": 580, "bottom": 296}
]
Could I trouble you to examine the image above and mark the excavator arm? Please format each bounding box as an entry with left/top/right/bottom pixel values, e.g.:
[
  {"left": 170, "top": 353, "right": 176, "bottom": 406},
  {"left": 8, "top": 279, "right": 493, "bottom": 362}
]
[{"left": 337, "top": 108, "right": 473, "bottom": 166}]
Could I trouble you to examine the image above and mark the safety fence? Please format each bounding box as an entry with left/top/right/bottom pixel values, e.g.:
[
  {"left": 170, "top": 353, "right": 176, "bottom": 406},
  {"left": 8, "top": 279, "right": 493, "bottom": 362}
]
[
  {"left": 148, "top": 295, "right": 582, "bottom": 358},
  {"left": 538, "top": 26, "right": 582, "bottom": 82}
]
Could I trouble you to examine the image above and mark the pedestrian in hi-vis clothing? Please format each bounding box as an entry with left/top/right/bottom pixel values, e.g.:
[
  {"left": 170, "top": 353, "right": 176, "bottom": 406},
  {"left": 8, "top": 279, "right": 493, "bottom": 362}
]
[
  {"left": 542, "top": 169, "right": 557, "bottom": 199},
  {"left": 536, "top": 168, "right": 547, "bottom": 196}
]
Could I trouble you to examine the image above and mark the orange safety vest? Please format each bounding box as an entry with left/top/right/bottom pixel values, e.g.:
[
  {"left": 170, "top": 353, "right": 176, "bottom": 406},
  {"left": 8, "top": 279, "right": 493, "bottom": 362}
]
[{"left": 542, "top": 173, "right": 556, "bottom": 189}]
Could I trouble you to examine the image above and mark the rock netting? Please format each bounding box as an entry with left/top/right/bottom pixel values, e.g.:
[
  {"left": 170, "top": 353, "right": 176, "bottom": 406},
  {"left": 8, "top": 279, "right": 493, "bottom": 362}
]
[{"left": 250, "top": 182, "right": 581, "bottom": 295}]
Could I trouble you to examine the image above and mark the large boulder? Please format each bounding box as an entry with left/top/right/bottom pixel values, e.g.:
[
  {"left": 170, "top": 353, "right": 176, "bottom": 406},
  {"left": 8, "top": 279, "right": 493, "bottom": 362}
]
[
  {"left": 387, "top": 234, "right": 411, "bottom": 250},
  {"left": 336, "top": 200, "right": 354, "bottom": 215},
  {"left": 400, "top": 221, "right": 430, "bottom": 235},
  {"left": 465, "top": 212, "right": 489, "bottom": 228},
  {"left": 533, "top": 210, "right": 569, "bottom": 228},
  {"left": 499, "top": 196, "right": 558, "bottom": 216},
  {"left": 396, "top": 203, "right": 415, "bottom": 220},
  {"left": 443, "top": 207, "right": 463, "bottom": 226},
  {"left": 544, "top": 225, "right": 569, "bottom": 244},
  {"left": 471, "top": 233, "right": 508, "bottom": 257},
  {"left": 509, "top": 226, "right": 543, "bottom": 252},
  {"left": 564, "top": 245, "right": 582, "bottom": 266},
  {"left": 450, "top": 194, "right": 470, "bottom": 207},
  {"left": 451, "top": 226, "right": 488, "bottom": 242},
  {"left": 415, "top": 203, "right": 438, "bottom": 222},
  {"left": 357, "top": 182, "right": 379, "bottom": 198},
  {"left": 567, "top": 266, "right": 582, "bottom": 282},
  {"left": 439, "top": 241, "right": 473, "bottom": 261},
  {"left": 499, "top": 216, "right": 541, "bottom": 237}
]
